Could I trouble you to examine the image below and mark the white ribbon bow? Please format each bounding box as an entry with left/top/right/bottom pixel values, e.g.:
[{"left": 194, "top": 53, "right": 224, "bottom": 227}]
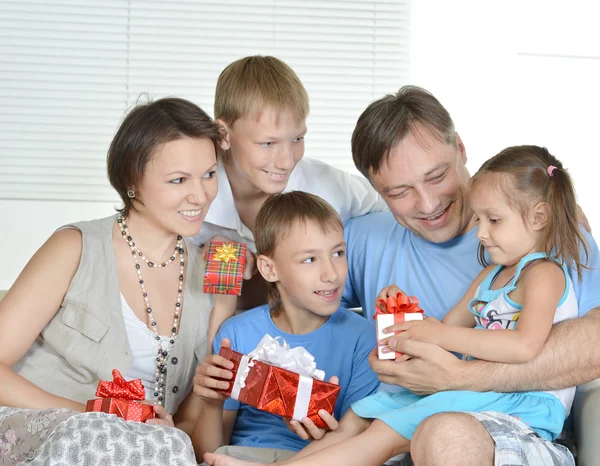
[{"left": 248, "top": 334, "right": 325, "bottom": 381}]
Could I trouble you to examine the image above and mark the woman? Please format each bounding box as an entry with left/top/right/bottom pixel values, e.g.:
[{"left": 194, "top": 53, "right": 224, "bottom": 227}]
[{"left": 0, "top": 97, "right": 219, "bottom": 465}]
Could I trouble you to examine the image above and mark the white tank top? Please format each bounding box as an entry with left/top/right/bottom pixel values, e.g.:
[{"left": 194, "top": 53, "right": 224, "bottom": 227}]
[{"left": 120, "top": 294, "right": 171, "bottom": 400}]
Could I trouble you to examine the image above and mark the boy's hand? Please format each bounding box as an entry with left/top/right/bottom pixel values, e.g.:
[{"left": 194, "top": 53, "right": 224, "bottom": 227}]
[
  {"left": 284, "top": 376, "right": 339, "bottom": 440},
  {"left": 193, "top": 338, "right": 235, "bottom": 406},
  {"left": 201, "top": 235, "right": 256, "bottom": 279}
]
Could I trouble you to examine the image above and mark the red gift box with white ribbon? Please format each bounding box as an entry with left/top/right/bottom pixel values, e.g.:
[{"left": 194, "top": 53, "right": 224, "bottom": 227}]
[{"left": 217, "top": 335, "right": 340, "bottom": 428}]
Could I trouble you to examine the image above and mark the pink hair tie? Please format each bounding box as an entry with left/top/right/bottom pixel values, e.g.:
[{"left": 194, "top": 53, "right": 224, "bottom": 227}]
[{"left": 547, "top": 165, "right": 558, "bottom": 177}]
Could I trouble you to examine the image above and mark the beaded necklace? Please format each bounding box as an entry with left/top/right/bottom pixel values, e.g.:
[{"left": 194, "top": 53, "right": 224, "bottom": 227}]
[{"left": 117, "top": 215, "right": 184, "bottom": 405}]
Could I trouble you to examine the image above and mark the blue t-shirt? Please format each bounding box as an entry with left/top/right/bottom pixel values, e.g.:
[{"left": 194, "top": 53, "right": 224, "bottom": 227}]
[
  {"left": 214, "top": 305, "right": 380, "bottom": 452},
  {"left": 343, "top": 211, "right": 600, "bottom": 319}
]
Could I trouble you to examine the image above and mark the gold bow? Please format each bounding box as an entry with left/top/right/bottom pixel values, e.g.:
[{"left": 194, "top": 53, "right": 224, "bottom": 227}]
[{"left": 214, "top": 243, "right": 238, "bottom": 263}]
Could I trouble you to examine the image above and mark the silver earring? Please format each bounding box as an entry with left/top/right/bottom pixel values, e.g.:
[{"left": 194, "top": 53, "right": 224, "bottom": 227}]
[{"left": 127, "top": 189, "right": 135, "bottom": 199}]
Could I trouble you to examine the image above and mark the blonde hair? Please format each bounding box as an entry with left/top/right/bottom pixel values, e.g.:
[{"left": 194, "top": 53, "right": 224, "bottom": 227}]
[
  {"left": 214, "top": 55, "right": 309, "bottom": 126},
  {"left": 471, "top": 145, "right": 588, "bottom": 279},
  {"left": 255, "top": 191, "right": 343, "bottom": 315}
]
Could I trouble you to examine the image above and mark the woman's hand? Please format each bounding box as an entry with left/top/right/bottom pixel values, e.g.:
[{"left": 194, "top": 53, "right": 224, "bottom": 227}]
[
  {"left": 146, "top": 404, "right": 175, "bottom": 427},
  {"left": 193, "top": 339, "right": 234, "bottom": 406},
  {"left": 284, "top": 376, "right": 339, "bottom": 440}
]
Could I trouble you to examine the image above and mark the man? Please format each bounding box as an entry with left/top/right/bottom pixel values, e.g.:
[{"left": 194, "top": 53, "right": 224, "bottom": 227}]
[{"left": 342, "top": 86, "right": 600, "bottom": 465}]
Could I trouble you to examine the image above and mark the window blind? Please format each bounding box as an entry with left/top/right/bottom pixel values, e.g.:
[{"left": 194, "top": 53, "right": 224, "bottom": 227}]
[{"left": 0, "top": 0, "right": 410, "bottom": 201}]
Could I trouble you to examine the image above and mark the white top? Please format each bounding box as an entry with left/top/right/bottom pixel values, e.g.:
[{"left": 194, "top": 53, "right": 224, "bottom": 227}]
[
  {"left": 121, "top": 294, "right": 171, "bottom": 400},
  {"left": 191, "top": 157, "right": 388, "bottom": 252}
]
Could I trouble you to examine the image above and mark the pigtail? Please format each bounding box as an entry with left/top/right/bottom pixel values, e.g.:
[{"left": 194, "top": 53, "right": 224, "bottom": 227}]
[{"left": 544, "top": 164, "right": 589, "bottom": 280}]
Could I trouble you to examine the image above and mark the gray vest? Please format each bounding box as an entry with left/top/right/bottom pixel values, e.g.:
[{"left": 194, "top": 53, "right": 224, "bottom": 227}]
[{"left": 14, "top": 215, "right": 212, "bottom": 414}]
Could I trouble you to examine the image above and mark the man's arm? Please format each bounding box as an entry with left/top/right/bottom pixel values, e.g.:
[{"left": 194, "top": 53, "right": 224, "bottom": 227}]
[
  {"left": 375, "top": 307, "right": 600, "bottom": 395},
  {"left": 459, "top": 307, "right": 600, "bottom": 392}
]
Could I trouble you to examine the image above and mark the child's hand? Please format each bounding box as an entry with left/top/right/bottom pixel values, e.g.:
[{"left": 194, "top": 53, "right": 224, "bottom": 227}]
[
  {"left": 376, "top": 284, "right": 406, "bottom": 302},
  {"left": 193, "top": 338, "right": 235, "bottom": 406},
  {"left": 284, "top": 376, "right": 339, "bottom": 440},
  {"left": 145, "top": 404, "right": 175, "bottom": 427},
  {"left": 201, "top": 235, "right": 256, "bottom": 279},
  {"left": 383, "top": 317, "right": 443, "bottom": 346}
]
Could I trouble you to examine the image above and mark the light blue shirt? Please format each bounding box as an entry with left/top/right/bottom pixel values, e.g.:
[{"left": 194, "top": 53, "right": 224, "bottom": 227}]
[
  {"left": 214, "top": 305, "right": 380, "bottom": 452},
  {"left": 342, "top": 211, "right": 600, "bottom": 319}
]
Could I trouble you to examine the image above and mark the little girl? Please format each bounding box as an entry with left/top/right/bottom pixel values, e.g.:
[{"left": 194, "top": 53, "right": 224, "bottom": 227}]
[{"left": 204, "top": 145, "right": 588, "bottom": 466}]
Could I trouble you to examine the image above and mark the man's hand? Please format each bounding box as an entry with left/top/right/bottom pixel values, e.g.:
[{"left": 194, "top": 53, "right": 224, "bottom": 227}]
[
  {"left": 284, "top": 376, "right": 339, "bottom": 440},
  {"left": 368, "top": 340, "right": 465, "bottom": 395},
  {"left": 201, "top": 235, "right": 257, "bottom": 279}
]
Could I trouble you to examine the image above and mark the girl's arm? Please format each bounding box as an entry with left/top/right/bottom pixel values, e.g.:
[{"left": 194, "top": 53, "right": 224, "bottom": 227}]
[
  {"left": 0, "top": 228, "right": 86, "bottom": 411},
  {"left": 379, "top": 265, "right": 492, "bottom": 340},
  {"left": 442, "top": 265, "right": 496, "bottom": 327},
  {"left": 397, "top": 261, "right": 565, "bottom": 363}
]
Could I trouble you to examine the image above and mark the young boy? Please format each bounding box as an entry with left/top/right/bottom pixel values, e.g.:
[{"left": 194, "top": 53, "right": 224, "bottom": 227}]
[
  {"left": 192, "top": 192, "right": 379, "bottom": 464},
  {"left": 192, "top": 55, "right": 386, "bottom": 252}
]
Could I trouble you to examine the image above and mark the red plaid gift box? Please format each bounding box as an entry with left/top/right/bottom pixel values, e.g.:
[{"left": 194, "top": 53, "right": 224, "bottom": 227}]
[
  {"left": 85, "top": 369, "right": 155, "bottom": 422},
  {"left": 203, "top": 241, "right": 247, "bottom": 295},
  {"left": 375, "top": 292, "right": 424, "bottom": 360},
  {"left": 216, "top": 335, "right": 340, "bottom": 429}
]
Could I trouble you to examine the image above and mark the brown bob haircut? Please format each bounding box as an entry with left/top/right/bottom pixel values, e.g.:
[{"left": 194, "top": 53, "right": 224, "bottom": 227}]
[
  {"left": 254, "top": 191, "right": 343, "bottom": 314},
  {"left": 352, "top": 85, "right": 457, "bottom": 179},
  {"left": 471, "top": 145, "right": 589, "bottom": 278},
  {"left": 107, "top": 97, "right": 221, "bottom": 217}
]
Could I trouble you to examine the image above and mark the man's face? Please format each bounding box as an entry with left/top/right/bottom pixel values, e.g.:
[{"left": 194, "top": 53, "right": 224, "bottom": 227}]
[{"left": 369, "top": 124, "right": 473, "bottom": 243}]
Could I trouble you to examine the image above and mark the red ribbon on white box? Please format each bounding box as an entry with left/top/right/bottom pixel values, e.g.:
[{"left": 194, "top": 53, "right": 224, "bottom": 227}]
[
  {"left": 374, "top": 292, "right": 425, "bottom": 360},
  {"left": 376, "top": 312, "right": 423, "bottom": 360},
  {"left": 230, "top": 334, "right": 325, "bottom": 421}
]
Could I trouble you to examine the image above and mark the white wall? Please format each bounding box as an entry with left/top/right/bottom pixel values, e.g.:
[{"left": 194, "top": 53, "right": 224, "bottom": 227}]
[
  {"left": 0, "top": 200, "right": 116, "bottom": 290},
  {"left": 409, "top": 0, "right": 600, "bottom": 232},
  {"left": 2, "top": 0, "right": 599, "bottom": 290}
]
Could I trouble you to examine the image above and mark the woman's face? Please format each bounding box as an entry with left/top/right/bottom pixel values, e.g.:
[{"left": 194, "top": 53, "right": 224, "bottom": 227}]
[{"left": 134, "top": 136, "right": 218, "bottom": 237}]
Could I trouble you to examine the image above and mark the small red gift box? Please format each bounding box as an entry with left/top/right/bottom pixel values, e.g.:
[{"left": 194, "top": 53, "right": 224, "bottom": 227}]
[
  {"left": 85, "top": 369, "right": 155, "bottom": 422},
  {"left": 216, "top": 335, "right": 340, "bottom": 429},
  {"left": 375, "top": 292, "right": 424, "bottom": 360},
  {"left": 203, "top": 241, "right": 247, "bottom": 295}
]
